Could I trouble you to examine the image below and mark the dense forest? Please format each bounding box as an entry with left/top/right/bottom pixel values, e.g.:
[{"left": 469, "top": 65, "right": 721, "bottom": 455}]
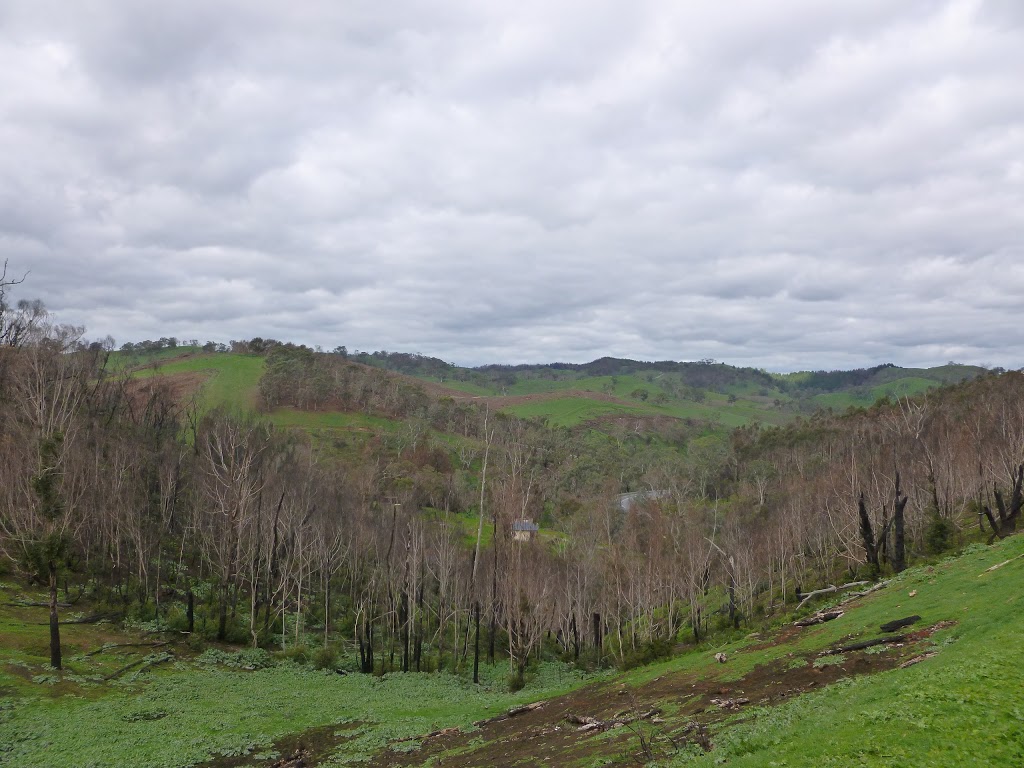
[{"left": 1, "top": 278, "right": 1021, "bottom": 690}]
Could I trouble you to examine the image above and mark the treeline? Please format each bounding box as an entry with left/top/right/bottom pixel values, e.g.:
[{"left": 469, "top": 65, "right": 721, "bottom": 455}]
[{"left": 2, "top": 288, "right": 1021, "bottom": 682}]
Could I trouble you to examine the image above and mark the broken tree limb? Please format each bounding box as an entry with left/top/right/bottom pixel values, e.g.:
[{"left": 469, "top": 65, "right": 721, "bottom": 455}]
[
  {"left": 899, "top": 652, "right": 937, "bottom": 669},
  {"left": 797, "top": 581, "right": 869, "bottom": 610},
  {"left": 710, "top": 697, "right": 750, "bottom": 710},
  {"left": 507, "top": 701, "right": 545, "bottom": 717},
  {"left": 795, "top": 609, "right": 844, "bottom": 627},
  {"left": 566, "top": 708, "right": 662, "bottom": 733},
  {"left": 58, "top": 612, "right": 121, "bottom": 625},
  {"left": 86, "top": 641, "right": 169, "bottom": 657},
  {"left": 103, "top": 653, "right": 173, "bottom": 681},
  {"left": 841, "top": 580, "right": 890, "bottom": 602},
  {"left": 978, "top": 553, "right": 1024, "bottom": 575},
  {"left": 820, "top": 634, "right": 907, "bottom": 656},
  {"left": 392, "top": 726, "right": 461, "bottom": 744}
]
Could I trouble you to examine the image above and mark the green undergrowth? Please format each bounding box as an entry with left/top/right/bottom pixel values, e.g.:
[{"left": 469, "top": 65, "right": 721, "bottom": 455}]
[
  {"left": 0, "top": 651, "right": 599, "bottom": 767},
  {"left": 2, "top": 539, "right": 1021, "bottom": 767}
]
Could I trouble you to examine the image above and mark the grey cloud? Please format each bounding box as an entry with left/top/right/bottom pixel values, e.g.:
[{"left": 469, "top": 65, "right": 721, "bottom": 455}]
[{"left": 1, "top": 0, "right": 1022, "bottom": 369}]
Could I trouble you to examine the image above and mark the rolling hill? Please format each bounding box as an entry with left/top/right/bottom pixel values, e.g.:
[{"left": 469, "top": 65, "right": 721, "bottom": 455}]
[{"left": 118, "top": 345, "right": 987, "bottom": 433}]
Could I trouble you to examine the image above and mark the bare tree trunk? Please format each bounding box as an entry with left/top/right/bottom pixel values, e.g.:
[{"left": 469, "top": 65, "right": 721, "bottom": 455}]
[
  {"left": 984, "top": 464, "right": 1024, "bottom": 540},
  {"left": 892, "top": 471, "right": 908, "bottom": 573},
  {"left": 49, "top": 560, "right": 62, "bottom": 669},
  {"left": 472, "top": 601, "right": 480, "bottom": 684},
  {"left": 858, "top": 493, "right": 880, "bottom": 574}
]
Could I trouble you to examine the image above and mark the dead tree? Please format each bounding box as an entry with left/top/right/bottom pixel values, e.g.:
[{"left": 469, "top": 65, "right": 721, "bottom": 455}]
[
  {"left": 858, "top": 488, "right": 900, "bottom": 576},
  {"left": 858, "top": 493, "right": 880, "bottom": 574},
  {"left": 892, "top": 471, "right": 908, "bottom": 573},
  {"left": 982, "top": 464, "right": 1023, "bottom": 541}
]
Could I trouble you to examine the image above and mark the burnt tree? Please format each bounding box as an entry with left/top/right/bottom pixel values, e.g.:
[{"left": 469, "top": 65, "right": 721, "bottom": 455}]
[
  {"left": 983, "top": 463, "right": 1023, "bottom": 541},
  {"left": 892, "top": 471, "right": 908, "bottom": 573}
]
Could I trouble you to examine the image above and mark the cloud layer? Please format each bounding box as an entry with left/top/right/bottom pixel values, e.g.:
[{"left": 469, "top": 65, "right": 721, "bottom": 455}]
[{"left": 2, "top": 0, "right": 1022, "bottom": 369}]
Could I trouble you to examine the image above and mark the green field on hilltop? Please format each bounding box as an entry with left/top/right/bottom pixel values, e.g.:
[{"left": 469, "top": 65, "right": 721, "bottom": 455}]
[
  {"left": 501, "top": 396, "right": 650, "bottom": 426},
  {"left": 267, "top": 408, "right": 403, "bottom": 433},
  {"left": 501, "top": 391, "right": 784, "bottom": 429},
  {"left": 812, "top": 375, "right": 942, "bottom": 411},
  {"left": 130, "top": 352, "right": 265, "bottom": 410}
]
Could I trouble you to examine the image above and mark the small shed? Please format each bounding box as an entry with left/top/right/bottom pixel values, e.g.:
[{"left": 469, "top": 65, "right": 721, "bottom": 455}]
[{"left": 512, "top": 519, "right": 539, "bottom": 542}]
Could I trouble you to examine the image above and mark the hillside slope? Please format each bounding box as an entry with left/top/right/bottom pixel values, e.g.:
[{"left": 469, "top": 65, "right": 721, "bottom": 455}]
[
  {"left": 122, "top": 346, "right": 986, "bottom": 432},
  {"left": 2, "top": 535, "right": 1020, "bottom": 766},
  {"left": 374, "top": 535, "right": 1024, "bottom": 767}
]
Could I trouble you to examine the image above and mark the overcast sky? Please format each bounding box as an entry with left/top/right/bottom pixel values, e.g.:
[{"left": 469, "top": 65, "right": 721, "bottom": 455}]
[{"left": 2, "top": 0, "right": 1022, "bottom": 370}]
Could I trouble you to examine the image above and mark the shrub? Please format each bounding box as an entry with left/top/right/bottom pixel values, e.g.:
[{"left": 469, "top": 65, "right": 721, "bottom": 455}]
[
  {"left": 925, "top": 514, "right": 955, "bottom": 555},
  {"left": 312, "top": 645, "right": 338, "bottom": 670}
]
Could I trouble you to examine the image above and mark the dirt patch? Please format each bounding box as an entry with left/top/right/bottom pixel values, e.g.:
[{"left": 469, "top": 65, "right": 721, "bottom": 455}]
[
  {"left": 367, "top": 623, "right": 950, "bottom": 767},
  {"left": 126, "top": 371, "right": 210, "bottom": 407},
  {"left": 195, "top": 721, "right": 361, "bottom": 768}
]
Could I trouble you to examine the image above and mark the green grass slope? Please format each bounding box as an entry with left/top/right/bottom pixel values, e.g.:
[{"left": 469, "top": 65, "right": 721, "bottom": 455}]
[
  {"left": 2, "top": 536, "right": 1022, "bottom": 766},
  {"left": 677, "top": 537, "right": 1024, "bottom": 767},
  {"left": 130, "top": 352, "right": 265, "bottom": 410}
]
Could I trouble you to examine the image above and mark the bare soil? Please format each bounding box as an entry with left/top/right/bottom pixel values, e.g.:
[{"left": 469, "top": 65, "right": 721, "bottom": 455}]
[
  {"left": 364, "top": 621, "right": 953, "bottom": 768},
  {"left": 126, "top": 370, "right": 210, "bottom": 407}
]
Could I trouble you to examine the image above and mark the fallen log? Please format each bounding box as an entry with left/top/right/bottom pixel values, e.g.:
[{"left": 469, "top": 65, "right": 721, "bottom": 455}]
[
  {"left": 104, "top": 653, "right": 173, "bottom": 681},
  {"left": 392, "top": 726, "right": 461, "bottom": 744},
  {"left": 60, "top": 612, "right": 121, "bottom": 625},
  {"left": 899, "top": 652, "right": 937, "bottom": 669},
  {"left": 508, "top": 701, "right": 545, "bottom": 717},
  {"left": 879, "top": 616, "right": 920, "bottom": 633},
  {"left": 797, "top": 581, "right": 869, "bottom": 609},
  {"left": 979, "top": 553, "right": 1024, "bottom": 575},
  {"left": 270, "top": 748, "right": 311, "bottom": 768},
  {"left": 795, "top": 609, "right": 844, "bottom": 627},
  {"left": 87, "top": 641, "right": 169, "bottom": 657},
  {"left": 820, "top": 634, "right": 907, "bottom": 656},
  {"left": 841, "top": 581, "right": 889, "bottom": 602},
  {"left": 567, "top": 709, "right": 662, "bottom": 733},
  {"left": 710, "top": 697, "right": 750, "bottom": 710}
]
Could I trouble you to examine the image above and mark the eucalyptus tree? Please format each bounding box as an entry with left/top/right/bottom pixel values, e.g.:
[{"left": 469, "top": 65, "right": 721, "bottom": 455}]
[{"left": 0, "top": 318, "right": 95, "bottom": 669}]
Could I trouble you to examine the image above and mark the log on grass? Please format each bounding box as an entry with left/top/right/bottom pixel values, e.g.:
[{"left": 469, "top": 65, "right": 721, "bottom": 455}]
[
  {"left": 795, "top": 609, "right": 844, "bottom": 627},
  {"left": 879, "top": 616, "right": 920, "bottom": 632},
  {"left": 820, "top": 634, "right": 907, "bottom": 656},
  {"left": 104, "top": 653, "right": 173, "bottom": 681},
  {"left": 796, "top": 581, "right": 869, "bottom": 609},
  {"left": 507, "top": 700, "right": 545, "bottom": 717},
  {"left": 86, "top": 641, "right": 169, "bottom": 657}
]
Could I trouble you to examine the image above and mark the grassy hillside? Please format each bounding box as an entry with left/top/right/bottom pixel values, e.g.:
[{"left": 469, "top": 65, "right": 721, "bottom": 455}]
[
  {"left": 2, "top": 534, "right": 1021, "bottom": 766},
  {"left": 130, "top": 351, "right": 265, "bottom": 410},
  {"left": 121, "top": 346, "right": 985, "bottom": 436}
]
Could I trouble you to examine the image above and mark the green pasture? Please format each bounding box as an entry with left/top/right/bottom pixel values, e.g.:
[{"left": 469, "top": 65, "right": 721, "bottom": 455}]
[
  {"left": 131, "top": 353, "right": 265, "bottom": 410},
  {"left": 813, "top": 376, "right": 940, "bottom": 411},
  {"left": 501, "top": 391, "right": 783, "bottom": 429},
  {"left": 267, "top": 408, "right": 403, "bottom": 433}
]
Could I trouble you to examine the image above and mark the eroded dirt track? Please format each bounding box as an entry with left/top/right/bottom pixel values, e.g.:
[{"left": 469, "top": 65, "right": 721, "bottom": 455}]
[{"left": 366, "top": 624, "right": 948, "bottom": 767}]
